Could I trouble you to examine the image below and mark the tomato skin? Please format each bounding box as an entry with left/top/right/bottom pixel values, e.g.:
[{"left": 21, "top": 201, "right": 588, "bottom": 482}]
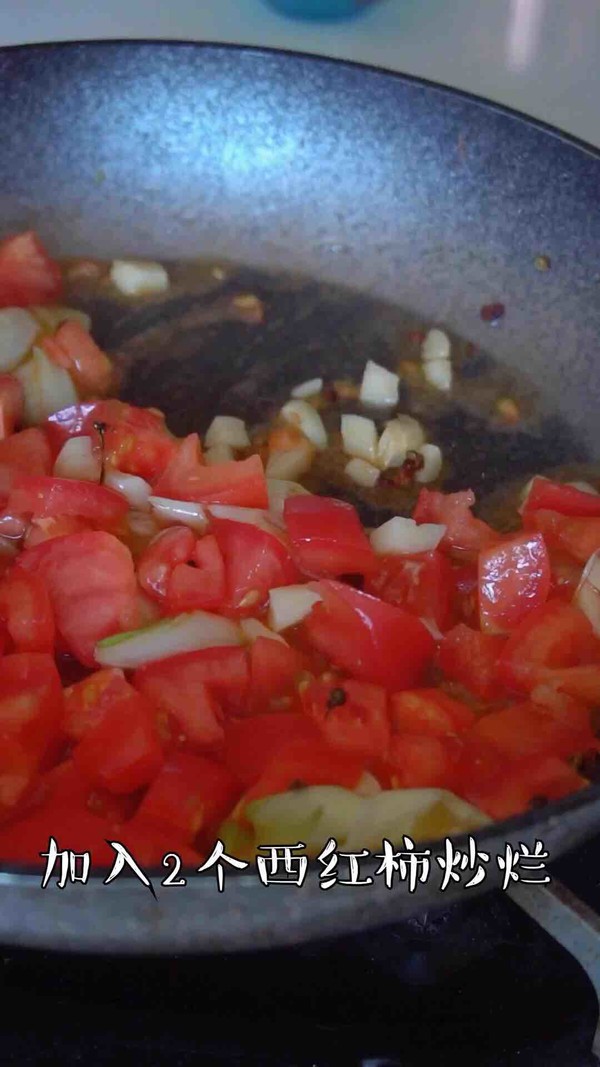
[
  {"left": 437, "top": 624, "right": 506, "bottom": 702},
  {"left": 165, "top": 534, "right": 226, "bottom": 614},
  {"left": 524, "top": 509, "right": 600, "bottom": 565},
  {"left": 134, "top": 665, "right": 224, "bottom": 751},
  {"left": 223, "top": 714, "right": 320, "bottom": 787},
  {"left": 524, "top": 478, "right": 600, "bottom": 518},
  {"left": 365, "top": 550, "right": 455, "bottom": 631},
  {"left": 413, "top": 488, "right": 497, "bottom": 555},
  {"left": 73, "top": 687, "right": 164, "bottom": 794},
  {"left": 154, "top": 440, "right": 269, "bottom": 509},
  {"left": 0, "top": 804, "right": 116, "bottom": 867},
  {"left": 0, "top": 568, "right": 54, "bottom": 654},
  {"left": 0, "top": 231, "right": 62, "bottom": 307},
  {"left": 41, "top": 320, "right": 113, "bottom": 398},
  {"left": 0, "top": 427, "right": 52, "bottom": 500},
  {"left": 303, "top": 579, "right": 435, "bottom": 691},
  {"left": 248, "top": 637, "right": 304, "bottom": 714},
  {"left": 134, "top": 646, "right": 250, "bottom": 718},
  {"left": 212, "top": 518, "right": 299, "bottom": 615},
  {"left": 137, "top": 526, "right": 196, "bottom": 602},
  {"left": 0, "top": 653, "right": 63, "bottom": 813},
  {"left": 24, "top": 515, "right": 90, "bottom": 548},
  {"left": 0, "top": 374, "right": 24, "bottom": 440},
  {"left": 301, "top": 678, "right": 390, "bottom": 761},
  {"left": 284, "top": 496, "right": 377, "bottom": 578},
  {"left": 465, "top": 755, "right": 587, "bottom": 821},
  {"left": 472, "top": 699, "right": 595, "bottom": 762},
  {"left": 18, "top": 530, "right": 140, "bottom": 666},
  {"left": 241, "top": 737, "right": 365, "bottom": 805},
  {"left": 390, "top": 689, "right": 475, "bottom": 737},
  {"left": 499, "top": 600, "right": 599, "bottom": 693},
  {"left": 8, "top": 476, "right": 128, "bottom": 526},
  {"left": 110, "top": 817, "right": 200, "bottom": 867},
  {"left": 478, "top": 531, "right": 550, "bottom": 634},
  {"left": 388, "top": 733, "right": 462, "bottom": 790},
  {"left": 136, "top": 753, "right": 241, "bottom": 843}
]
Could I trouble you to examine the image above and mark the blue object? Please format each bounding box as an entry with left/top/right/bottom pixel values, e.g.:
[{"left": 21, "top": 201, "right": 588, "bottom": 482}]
[{"left": 263, "top": 0, "right": 377, "bottom": 20}]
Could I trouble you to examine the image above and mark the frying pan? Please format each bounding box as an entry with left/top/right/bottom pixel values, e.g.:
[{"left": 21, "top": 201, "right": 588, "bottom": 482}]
[{"left": 1, "top": 41, "right": 600, "bottom": 955}]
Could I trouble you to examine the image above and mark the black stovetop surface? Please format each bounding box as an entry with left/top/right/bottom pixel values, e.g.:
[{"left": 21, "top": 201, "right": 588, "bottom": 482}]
[{"left": 2, "top": 837, "right": 600, "bottom": 1066}]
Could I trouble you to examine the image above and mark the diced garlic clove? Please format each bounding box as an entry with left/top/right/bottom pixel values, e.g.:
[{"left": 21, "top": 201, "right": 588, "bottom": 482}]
[
  {"left": 291, "top": 377, "right": 323, "bottom": 399},
  {"left": 205, "top": 444, "right": 236, "bottom": 466},
  {"left": 421, "top": 328, "right": 451, "bottom": 362},
  {"left": 15, "top": 346, "right": 78, "bottom": 425},
  {"left": 240, "top": 618, "right": 288, "bottom": 645},
  {"left": 0, "top": 308, "right": 40, "bottom": 372},
  {"left": 266, "top": 442, "right": 314, "bottom": 480},
  {"left": 344, "top": 457, "right": 380, "bottom": 488},
  {"left": 377, "top": 415, "right": 425, "bottom": 469},
  {"left": 370, "top": 516, "right": 446, "bottom": 555},
  {"left": 205, "top": 415, "right": 250, "bottom": 450},
  {"left": 268, "top": 584, "right": 322, "bottom": 632},
  {"left": 109, "top": 259, "right": 169, "bottom": 296},
  {"left": 280, "top": 399, "right": 328, "bottom": 450},
  {"left": 423, "top": 358, "right": 452, "bottom": 392},
  {"left": 359, "top": 360, "right": 399, "bottom": 407},
  {"left": 54, "top": 436, "right": 102, "bottom": 482},
  {"left": 340, "top": 413, "right": 379, "bottom": 463},
  {"left": 415, "top": 443, "right": 443, "bottom": 484}
]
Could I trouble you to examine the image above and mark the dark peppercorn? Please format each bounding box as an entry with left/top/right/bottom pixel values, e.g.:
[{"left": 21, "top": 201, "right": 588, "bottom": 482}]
[
  {"left": 327, "top": 687, "right": 347, "bottom": 710},
  {"left": 288, "top": 779, "right": 307, "bottom": 791}
]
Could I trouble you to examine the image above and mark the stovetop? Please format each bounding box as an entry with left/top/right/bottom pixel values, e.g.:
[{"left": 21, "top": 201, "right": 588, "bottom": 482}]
[{"left": 2, "top": 837, "right": 600, "bottom": 1066}]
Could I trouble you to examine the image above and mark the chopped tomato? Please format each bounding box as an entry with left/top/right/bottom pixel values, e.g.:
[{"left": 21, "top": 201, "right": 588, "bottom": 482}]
[
  {"left": 134, "top": 646, "right": 250, "bottom": 718},
  {"left": 137, "top": 753, "right": 241, "bottom": 843},
  {"left": 365, "top": 550, "right": 455, "bottom": 631},
  {"left": 248, "top": 637, "right": 304, "bottom": 714},
  {"left": 41, "top": 320, "right": 113, "bottom": 398},
  {"left": 303, "top": 579, "right": 435, "bottom": 691},
  {"left": 73, "top": 685, "right": 164, "bottom": 794},
  {"left": 137, "top": 526, "right": 196, "bottom": 602},
  {"left": 0, "top": 653, "right": 63, "bottom": 812},
  {"left": 468, "top": 755, "right": 587, "bottom": 821},
  {"left": 24, "top": 514, "right": 90, "bottom": 548},
  {"left": 499, "top": 600, "right": 599, "bottom": 693},
  {"left": 301, "top": 678, "right": 390, "bottom": 761},
  {"left": 62, "top": 668, "right": 130, "bottom": 741},
  {"left": 33, "top": 758, "right": 135, "bottom": 825},
  {"left": 8, "top": 475, "right": 127, "bottom": 526},
  {"left": 540, "top": 665, "right": 600, "bottom": 706},
  {"left": 0, "top": 231, "right": 62, "bottom": 307},
  {"left": 472, "top": 699, "right": 595, "bottom": 762},
  {"left": 0, "top": 375, "right": 23, "bottom": 440},
  {"left": 223, "top": 714, "right": 320, "bottom": 787},
  {"left": 390, "top": 689, "right": 475, "bottom": 737},
  {"left": 18, "top": 530, "right": 140, "bottom": 666},
  {"left": 154, "top": 439, "right": 269, "bottom": 509},
  {"left": 523, "top": 477, "right": 600, "bottom": 518},
  {"left": 111, "top": 817, "right": 200, "bottom": 867},
  {"left": 284, "top": 496, "right": 377, "bottom": 578},
  {"left": 0, "top": 804, "right": 115, "bottom": 867},
  {"left": 212, "top": 517, "right": 299, "bottom": 614},
  {"left": 0, "top": 567, "right": 55, "bottom": 653},
  {"left": 241, "top": 737, "right": 365, "bottom": 805},
  {"left": 165, "top": 534, "right": 226, "bottom": 614},
  {"left": 0, "top": 427, "right": 52, "bottom": 500},
  {"left": 478, "top": 531, "right": 550, "bottom": 633},
  {"left": 133, "top": 660, "right": 224, "bottom": 750},
  {"left": 413, "top": 488, "right": 497, "bottom": 555},
  {"left": 549, "top": 553, "right": 583, "bottom": 601},
  {"left": 388, "top": 733, "right": 462, "bottom": 790},
  {"left": 437, "top": 624, "right": 506, "bottom": 702},
  {"left": 451, "top": 562, "right": 479, "bottom": 626},
  {"left": 524, "top": 509, "right": 600, "bottom": 565}
]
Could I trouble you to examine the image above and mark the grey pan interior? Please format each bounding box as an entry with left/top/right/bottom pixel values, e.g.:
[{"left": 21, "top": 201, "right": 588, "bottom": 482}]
[{"left": 1, "top": 41, "right": 600, "bottom": 953}]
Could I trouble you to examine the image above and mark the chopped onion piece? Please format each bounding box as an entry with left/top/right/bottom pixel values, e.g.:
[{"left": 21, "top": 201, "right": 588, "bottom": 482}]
[
  {"left": 341, "top": 414, "right": 378, "bottom": 463},
  {"left": 575, "top": 551, "right": 600, "bottom": 636},
  {"left": 15, "top": 346, "right": 78, "bottom": 425},
  {"left": 354, "top": 772, "right": 382, "bottom": 798},
  {"left": 205, "top": 415, "right": 250, "bottom": 450},
  {"left": 240, "top": 618, "right": 288, "bottom": 645},
  {"left": 96, "top": 611, "right": 242, "bottom": 669},
  {"left": 344, "top": 457, "right": 380, "bottom": 489},
  {"left": 415, "top": 443, "right": 443, "bottom": 484},
  {"left": 110, "top": 259, "right": 169, "bottom": 296},
  {"left": 149, "top": 496, "right": 208, "bottom": 533},
  {"left": 568, "top": 480, "right": 599, "bottom": 495},
  {"left": 208, "top": 504, "right": 275, "bottom": 534},
  {"left": 377, "top": 415, "right": 425, "bottom": 469},
  {"left": 266, "top": 478, "right": 311, "bottom": 523},
  {"left": 105, "top": 469, "right": 152, "bottom": 510},
  {"left": 280, "top": 399, "right": 327, "bottom": 450},
  {"left": 0, "top": 308, "right": 38, "bottom": 372},
  {"left": 291, "top": 377, "right": 323, "bottom": 399},
  {"left": 266, "top": 443, "right": 314, "bottom": 481},
  {"left": 268, "top": 584, "right": 322, "bottom": 632},
  {"left": 370, "top": 516, "right": 445, "bottom": 555},
  {"left": 423, "top": 359, "right": 452, "bottom": 392},
  {"left": 421, "top": 328, "right": 451, "bottom": 362},
  {"left": 205, "top": 443, "right": 235, "bottom": 465},
  {"left": 53, "top": 436, "right": 102, "bottom": 482},
  {"left": 359, "top": 360, "right": 399, "bottom": 408}
]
